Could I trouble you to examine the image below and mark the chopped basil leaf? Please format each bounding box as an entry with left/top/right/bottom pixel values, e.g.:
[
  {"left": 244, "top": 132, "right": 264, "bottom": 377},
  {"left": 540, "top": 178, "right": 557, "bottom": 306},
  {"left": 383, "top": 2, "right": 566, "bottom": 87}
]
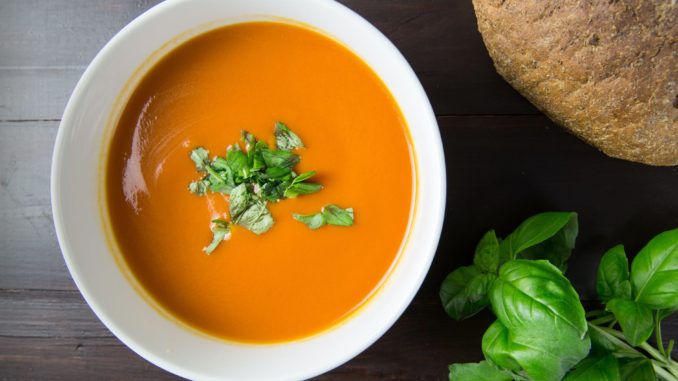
[
  {"left": 284, "top": 182, "right": 323, "bottom": 198},
  {"left": 261, "top": 181, "right": 288, "bottom": 202},
  {"left": 292, "top": 170, "right": 316, "bottom": 183},
  {"left": 293, "top": 212, "right": 325, "bottom": 230},
  {"left": 293, "top": 204, "right": 354, "bottom": 229},
  {"left": 322, "top": 204, "right": 354, "bottom": 226},
  {"left": 229, "top": 184, "right": 250, "bottom": 219},
  {"left": 275, "top": 121, "right": 304, "bottom": 150},
  {"left": 251, "top": 141, "right": 269, "bottom": 171},
  {"left": 210, "top": 178, "right": 234, "bottom": 194},
  {"left": 204, "top": 219, "right": 230, "bottom": 254},
  {"left": 265, "top": 166, "right": 293, "bottom": 181},
  {"left": 226, "top": 147, "right": 249, "bottom": 180},
  {"left": 233, "top": 198, "right": 274, "bottom": 235},
  {"left": 241, "top": 130, "right": 257, "bottom": 151},
  {"left": 188, "top": 179, "right": 209, "bottom": 196},
  {"left": 211, "top": 156, "right": 230, "bottom": 170},
  {"left": 261, "top": 149, "right": 300, "bottom": 169},
  {"left": 190, "top": 147, "right": 210, "bottom": 171}
]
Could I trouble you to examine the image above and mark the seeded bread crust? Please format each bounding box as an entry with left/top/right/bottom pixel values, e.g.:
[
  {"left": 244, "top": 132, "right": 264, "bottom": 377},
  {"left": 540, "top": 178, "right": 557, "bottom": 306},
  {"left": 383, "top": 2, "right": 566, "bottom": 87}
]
[{"left": 472, "top": 0, "right": 678, "bottom": 166}]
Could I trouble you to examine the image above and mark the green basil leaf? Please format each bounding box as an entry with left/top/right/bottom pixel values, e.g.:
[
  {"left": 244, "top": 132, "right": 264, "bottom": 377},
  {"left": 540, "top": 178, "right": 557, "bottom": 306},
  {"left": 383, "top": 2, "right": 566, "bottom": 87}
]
[
  {"left": 504, "top": 212, "right": 577, "bottom": 258},
  {"left": 261, "top": 149, "right": 300, "bottom": 169},
  {"left": 587, "top": 324, "right": 627, "bottom": 356},
  {"left": 203, "top": 158, "right": 234, "bottom": 193},
  {"left": 209, "top": 177, "right": 234, "bottom": 194},
  {"left": 229, "top": 184, "right": 250, "bottom": 219},
  {"left": 482, "top": 318, "right": 589, "bottom": 381},
  {"left": 631, "top": 228, "right": 678, "bottom": 309},
  {"left": 212, "top": 156, "right": 229, "bottom": 170},
  {"left": 482, "top": 320, "right": 522, "bottom": 372},
  {"left": 605, "top": 298, "right": 654, "bottom": 346},
  {"left": 619, "top": 358, "right": 655, "bottom": 381},
  {"left": 292, "top": 170, "right": 316, "bottom": 184},
  {"left": 274, "top": 121, "right": 304, "bottom": 150},
  {"left": 233, "top": 198, "right": 273, "bottom": 235},
  {"left": 474, "top": 230, "right": 501, "bottom": 273},
  {"left": 254, "top": 140, "right": 269, "bottom": 151},
  {"left": 260, "top": 181, "right": 287, "bottom": 202},
  {"left": 226, "top": 147, "right": 250, "bottom": 180},
  {"left": 448, "top": 361, "right": 513, "bottom": 381},
  {"left": 251, "top": 141, "right": 268, "bottom": 171},
  {"left": 491, "top": 260, "right": 588, "bottom": 337},
  {"left": 563, "top": 354, "right": 620, "bottom": 381},
  {"left": 322, "top": 204, "right": 354, "bottom": 226},
  {"left": 440, "top": 266, "right": 496, "bottom": 320},
  {"left": 292, "top": 212, "right": 325, "bottom": 230},
  {"left": 241, "top": 130, "right": 257, "bottom": 151},
  {"left": 204, "top": 219, "right": 230, "bottom": 254},
  {"left": 514, "top": 212, "right": 578, "bottom": 271},
  {"left": 188, "top": 179, "right": 209, "bottom": 196},
  {"left": 189, "top": 147, "right": 210, "bottom": 171},
  {"left": 265, "top": 166, "right": 293, "bottom": 181},
  {"left": 284, "top": 182, "right": 323, "bottom": 198},
  {"left": 488, "top": 260, "right": 590, "bottom": 381},
  {"left": 597, "top": 245, "right": 632, "bottom": 303}
]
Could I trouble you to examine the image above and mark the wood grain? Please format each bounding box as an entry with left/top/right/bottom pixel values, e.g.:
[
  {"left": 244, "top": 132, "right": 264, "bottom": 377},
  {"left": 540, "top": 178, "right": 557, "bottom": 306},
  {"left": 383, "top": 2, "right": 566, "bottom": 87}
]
[
  {"left": 0, "top": 0, "right": 535, "bottom": 121},
  {"left": 0, "top": 0, "right": 676, "bottom": 380}
]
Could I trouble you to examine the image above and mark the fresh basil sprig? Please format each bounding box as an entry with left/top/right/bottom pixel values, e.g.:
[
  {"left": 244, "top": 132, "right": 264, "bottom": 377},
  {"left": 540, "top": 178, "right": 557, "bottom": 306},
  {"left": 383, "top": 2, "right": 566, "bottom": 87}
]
[
  {"left": 440, "top": 212, "right": 578, "bottom": 320},
  {"left": 442, "top": 213, "right": 678, "bottom": 381}
]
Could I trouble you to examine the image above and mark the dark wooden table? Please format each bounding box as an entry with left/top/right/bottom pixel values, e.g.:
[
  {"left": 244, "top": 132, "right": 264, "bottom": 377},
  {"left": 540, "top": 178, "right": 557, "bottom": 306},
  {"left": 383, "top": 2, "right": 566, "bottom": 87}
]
[{"left": 1, "top": 1, "right": 676, "bottom": 380}]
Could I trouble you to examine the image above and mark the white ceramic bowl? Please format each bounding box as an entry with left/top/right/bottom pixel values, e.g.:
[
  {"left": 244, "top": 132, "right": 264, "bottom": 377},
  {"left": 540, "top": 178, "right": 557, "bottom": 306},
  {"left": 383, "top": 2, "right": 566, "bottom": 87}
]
[{"left": 51, "top": 0, "right": 446, "bottom": 379}]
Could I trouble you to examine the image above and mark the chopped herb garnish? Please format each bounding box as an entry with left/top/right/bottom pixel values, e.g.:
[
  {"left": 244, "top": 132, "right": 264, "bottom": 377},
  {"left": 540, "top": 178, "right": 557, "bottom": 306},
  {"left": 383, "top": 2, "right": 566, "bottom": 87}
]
[
  {"left": 293, "top": 213, "right": 326, "bottom": 230},
  {"left": 188, "top": 179, "right": 209, "bottom": 196},
  {"left": 293, "top": 204, "right": 354, "bottom": 230},
  {"left": 189, "top": 147, "right": 210, "bottom": 171},
  {"left": 322, "top": 204, "right": 354, "bottom": 226},
  {"left": 233, "top": 197, "right": 273, "bottom": 235},
  {"left": 274, "top": 121, "right": 304, "bottom": 150},
  {"left": 228, "top": 183, "right": 251, "bottom": 219},
  {"left": 188, "top": 122, "right": 353, "bottom": 254},
  {"left": 284, "top": 182, "right": 323, "bottom": 198},
  {"left": 205, "top": 219, "right": 230, "bottom": 254}
]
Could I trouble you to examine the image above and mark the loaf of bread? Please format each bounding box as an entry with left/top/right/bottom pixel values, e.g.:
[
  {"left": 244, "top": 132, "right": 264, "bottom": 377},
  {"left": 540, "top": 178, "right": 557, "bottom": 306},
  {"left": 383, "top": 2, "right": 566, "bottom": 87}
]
[{"left": 472, "top": 0, "right": 677, "bottom": 166}]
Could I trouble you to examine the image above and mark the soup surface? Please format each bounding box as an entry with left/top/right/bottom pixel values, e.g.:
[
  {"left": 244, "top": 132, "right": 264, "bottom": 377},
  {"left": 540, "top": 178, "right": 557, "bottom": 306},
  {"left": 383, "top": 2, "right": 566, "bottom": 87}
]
[{"left": 106, "top": 22, "right": 414, "bottom": 343}]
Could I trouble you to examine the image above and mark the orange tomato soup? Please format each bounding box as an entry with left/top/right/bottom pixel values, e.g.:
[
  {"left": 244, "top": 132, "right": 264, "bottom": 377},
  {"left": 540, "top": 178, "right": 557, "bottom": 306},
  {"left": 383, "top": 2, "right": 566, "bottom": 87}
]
[{"left": 106, "top": 22, "right": 414, "bottom": 343}]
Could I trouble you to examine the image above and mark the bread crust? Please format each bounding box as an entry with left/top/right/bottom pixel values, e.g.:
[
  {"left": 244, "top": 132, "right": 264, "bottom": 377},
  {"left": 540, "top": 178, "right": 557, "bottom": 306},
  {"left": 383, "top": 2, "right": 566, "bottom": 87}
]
[{"left": 472, "top": 0, "right": 678, "bottom": 165}]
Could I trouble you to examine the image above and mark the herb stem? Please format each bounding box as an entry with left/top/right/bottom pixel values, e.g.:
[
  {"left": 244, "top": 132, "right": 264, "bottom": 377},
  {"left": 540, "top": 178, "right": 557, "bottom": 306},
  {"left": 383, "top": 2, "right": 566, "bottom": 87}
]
[
  {"left": 656, "top": 311, "right": 667, "bottom": 358},
  {"left": 607, "top": 318, "right": 617, "bottom": 329},
  {"left": 640, "top": 341, "right": 671, "bottom": 366},
  {"left": 204, "top": 164, "right": 223, "bottom": 182},
  {"left": 588, "top": 315, "right": 615, "bottom": 326},
  {"left": 635, "top": 332, "right": 678, "bottom": 377},
  {"left": 653, "top": 361, "right": 678, "bottom": 381},
  {"left": 589, "top": 322, "right": 678, "bottom": 381},
  {"left": 585, "top": 310, "right": 605, "bottom": 318},
  {"left": 588, "top": 323, "right": 639, "bottom": 357}
]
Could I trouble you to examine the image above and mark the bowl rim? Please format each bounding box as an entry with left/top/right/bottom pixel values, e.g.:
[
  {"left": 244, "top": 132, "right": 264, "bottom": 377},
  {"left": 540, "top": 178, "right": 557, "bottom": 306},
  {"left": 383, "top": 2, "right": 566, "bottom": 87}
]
[{"left": 51, "top": 0, "right": 446, "bottom": 379}]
